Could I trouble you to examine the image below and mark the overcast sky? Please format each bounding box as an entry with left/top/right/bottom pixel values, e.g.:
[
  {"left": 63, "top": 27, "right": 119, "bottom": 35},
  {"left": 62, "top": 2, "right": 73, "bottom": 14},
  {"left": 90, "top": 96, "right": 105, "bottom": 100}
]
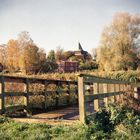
[{"left": 0, "top": 0, "right": 140, "bottom": 53}]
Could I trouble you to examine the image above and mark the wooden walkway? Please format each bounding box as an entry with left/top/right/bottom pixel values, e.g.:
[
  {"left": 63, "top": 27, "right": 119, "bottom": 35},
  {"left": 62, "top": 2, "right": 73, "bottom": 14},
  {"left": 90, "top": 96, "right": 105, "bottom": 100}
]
[
  {"left": 32, "top": 106, "right": 79, "bottom": 120},
  {"left": 12, "top": 106, "right": 79, "bottom": 125}
]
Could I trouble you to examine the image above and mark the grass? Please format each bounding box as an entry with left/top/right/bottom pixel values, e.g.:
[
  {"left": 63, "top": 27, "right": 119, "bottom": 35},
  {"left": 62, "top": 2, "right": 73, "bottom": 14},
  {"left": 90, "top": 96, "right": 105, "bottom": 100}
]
[
  {"left": 1, "top": 69, "right": 140, "bottom": 82},
  {"left": 0, "top": 104, "right": 140, "bottom": 140},
  {"left": 1, "top": 70, "right": 140, "bottom": 139}
]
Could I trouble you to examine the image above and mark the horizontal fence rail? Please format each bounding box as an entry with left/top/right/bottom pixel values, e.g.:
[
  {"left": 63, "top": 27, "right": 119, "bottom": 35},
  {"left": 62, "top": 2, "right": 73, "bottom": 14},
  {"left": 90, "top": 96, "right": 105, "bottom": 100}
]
[
  {"left": 0, "top": 75, "right": 78, "bottom": 114},
  {"left": 78, "top": 74, "right": 139, "bottom": 123},
  {"left": 0, "top": 74, "right": 140, "bottom": 124}
]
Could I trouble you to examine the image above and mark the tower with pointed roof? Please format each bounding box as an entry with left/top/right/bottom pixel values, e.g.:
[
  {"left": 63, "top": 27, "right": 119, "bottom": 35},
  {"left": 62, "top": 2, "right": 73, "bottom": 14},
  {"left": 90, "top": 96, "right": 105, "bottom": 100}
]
[{"left": 74, "top": 42, "right": 89, "bottom": 59}]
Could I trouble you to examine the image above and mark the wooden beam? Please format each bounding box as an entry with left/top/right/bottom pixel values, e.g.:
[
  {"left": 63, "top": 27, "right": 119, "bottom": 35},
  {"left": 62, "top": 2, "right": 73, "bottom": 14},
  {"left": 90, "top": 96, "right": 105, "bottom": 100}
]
[
  {"left": 44, "top": 80, "right": 48, "bottom": 109},
  {"left": 78, "top": 76, "right": 86, "bottom": 124},
  {"left": 79, "top": 74, "right": 129, "bottom": 84},
  {"left": 0, "top": 77, "right": 5, "bottom": 114},
  {"left": 93, "top": 83, "right": 99, "bottom": 111},
  {"left": 103, "top": 83, "right": 108, "bottom": 106},
  {"left": 85, "top": 91, "right": 125, "bottom": 101},
  {"left": 24, "top": 78, "right": 30, "bottom": 112}
]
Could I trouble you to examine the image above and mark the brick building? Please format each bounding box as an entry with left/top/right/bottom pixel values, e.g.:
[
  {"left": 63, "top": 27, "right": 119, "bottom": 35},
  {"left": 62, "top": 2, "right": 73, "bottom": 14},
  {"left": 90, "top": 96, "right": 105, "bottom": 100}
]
[{"left": 57, "top": 60, "right": 78, "bottom": 73}]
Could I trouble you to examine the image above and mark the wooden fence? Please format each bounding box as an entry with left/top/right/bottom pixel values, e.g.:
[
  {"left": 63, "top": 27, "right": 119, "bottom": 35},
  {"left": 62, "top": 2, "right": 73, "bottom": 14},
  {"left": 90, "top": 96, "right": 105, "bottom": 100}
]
[
  {"left": 0, "top": 74, "right": 139, "bottom": 124},
  {"left": 0, "top": 75, "right": 78, "bottom": 114},
  {"left": 78, "top": 74, "right": 139, "bottom": 123}
]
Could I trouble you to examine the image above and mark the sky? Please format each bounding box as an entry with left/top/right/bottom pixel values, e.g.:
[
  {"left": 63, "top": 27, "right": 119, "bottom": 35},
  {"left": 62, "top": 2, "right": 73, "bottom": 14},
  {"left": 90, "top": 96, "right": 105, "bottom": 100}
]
[{"left": 0, "top": 0, "right": 140, "bottom": 53}]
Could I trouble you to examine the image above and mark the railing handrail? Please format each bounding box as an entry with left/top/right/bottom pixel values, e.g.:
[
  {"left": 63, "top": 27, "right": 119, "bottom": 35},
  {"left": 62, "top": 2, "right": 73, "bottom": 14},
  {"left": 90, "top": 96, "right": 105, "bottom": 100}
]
[
  {"left": 0, "top": 75, "right": 77, "bottom": 83},
  {"left": 0, "top": 75, "right": 78, "bottom": 114},
  {"left": 78, "top": 74, "right": 134, "bottom": 123},
  {"left": 78, "top": 73, "right": 130, "bottom": 84}
]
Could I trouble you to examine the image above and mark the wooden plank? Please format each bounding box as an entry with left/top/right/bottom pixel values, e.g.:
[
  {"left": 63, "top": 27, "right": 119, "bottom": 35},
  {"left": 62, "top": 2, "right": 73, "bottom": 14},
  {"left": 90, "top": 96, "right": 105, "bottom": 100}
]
[
  {"left": 24, "top": 78, "right": 30, "bottom": 111},
  {"left": 93, "top": 83, "right": 99, "bottom": 111},
  {"left": 103, "top": 83, "right": 108, "bottom": 105},
  {"left": 4, "top": 77, "right": 26, "bottom": 83},
  {"left": 44, "top": 80, "right": 48, "bottom": 109},
  {"left": 0, "top": 75, "right": 77, "bottom": 85},
  {"left": 3, "top": 89, "right": 78, "bottom": 97},
  {"left": 0, "top": 77, "right": 5, "bottom": 114},
  {"left": 85, "top": 91, "right": 125, "bottom": 101},
  {"left": 4, "top": 92, "right": 25, "bottom": 97},
  {"left": 4, "top": 92, "right": 47, "bottom": 96},
  {"left": 79, "top": 74, "right": 129, "bottom": 84},
  {"left": 66, "top": 82, "right": 70, "bottom": 105},
  {"left": 78, "top": 77, "right": 86, "bottom": 124},
  {"left": 115, "top": 84, "right": 120, "bottom": 102},
  {"left": 109, "top": 84, "right": 114, "bottom": 103},
  {"left": 120, "top": 84, "right": 125, "bottom": 101},
  {"left": 55, "top": 81, "right": 60, "bottom": 106},
  {"left": 84, "top": 79, "right": 128, "bottom": 84}
]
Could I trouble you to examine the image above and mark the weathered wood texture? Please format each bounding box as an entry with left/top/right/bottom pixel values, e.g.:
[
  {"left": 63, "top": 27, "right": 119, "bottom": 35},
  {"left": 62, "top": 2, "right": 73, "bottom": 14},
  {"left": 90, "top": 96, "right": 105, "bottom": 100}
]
[
  {"left": 0, "top": 75, "right": 78, "bottom": 114},
  {"left": 78, "top": 74, "right": 137, "bottom": 123},
  {"left": 78, "top": 77, "right": 86, "bottom": 124}
]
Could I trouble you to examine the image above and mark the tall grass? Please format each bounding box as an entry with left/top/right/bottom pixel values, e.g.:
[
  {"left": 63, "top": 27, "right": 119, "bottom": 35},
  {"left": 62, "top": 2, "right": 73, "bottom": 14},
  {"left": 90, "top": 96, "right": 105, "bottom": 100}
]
[{"left": 1, "top": 70, "right": 140, "bottom": 82}]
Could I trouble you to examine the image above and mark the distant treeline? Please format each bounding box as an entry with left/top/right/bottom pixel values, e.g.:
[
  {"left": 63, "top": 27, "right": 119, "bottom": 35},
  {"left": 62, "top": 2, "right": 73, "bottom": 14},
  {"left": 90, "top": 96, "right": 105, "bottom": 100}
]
[
  {"left": 0, "top": 12, "right": 140, "bottom": 74},
  {"left": 0, "top": 32, "right": 97, "bottom": 74}
]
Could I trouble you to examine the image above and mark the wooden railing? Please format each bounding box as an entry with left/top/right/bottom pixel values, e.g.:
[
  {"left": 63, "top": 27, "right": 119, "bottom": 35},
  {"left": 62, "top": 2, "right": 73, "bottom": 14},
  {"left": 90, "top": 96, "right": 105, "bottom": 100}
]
[
  {"left": 78, "top": 74, "right": 137, "bottom": 123},
  {"left": 0, "top": 74, "right": 139, "bottom": 123},
  {"left": 0, "top": 75, "right": 78, "bottom": 114}
]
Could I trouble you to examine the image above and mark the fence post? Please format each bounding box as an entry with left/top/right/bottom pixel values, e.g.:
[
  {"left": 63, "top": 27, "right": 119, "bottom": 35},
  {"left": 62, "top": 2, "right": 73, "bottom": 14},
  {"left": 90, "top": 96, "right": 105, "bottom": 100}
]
[
  {"left": 44, "top": 80, "right": 48, "bottom": 109},
  {"left": 120, "top": 84, "right": 124, "bottom": 103},
  {"left": 113, "top": 84, "right": 116, "bottom": 102},
  {"left": 103, "top": 83, "right": 108, "bottom": 106},
  {"left": 110, "top": 84, "right": 115, "bottom": 103},
  {"left": 67, "top": 81, "right": 70, "bottom": 105},
  {"left": 107, "top": 84, "right": 111, "bottom": 103},
  {"left": 24, "top": 78, "right": 29, "bottom": 112},
  {"left": 117, "top": 84, "right": 120, "bottom": 102},
  {"left": 78, "top": 76, "right": 86, "bottom": 123},
  {"left": 94, "top": 83, "right": 99, "bottom": 111},
  {"left": 55, "top": 81, "right": 60, "bottom": 106},
  {"left": 0, "top": 76, "right": 5, "bottom": 114},
  {"left": 114, "top": 84, "right": 119, "bottom": 102}
]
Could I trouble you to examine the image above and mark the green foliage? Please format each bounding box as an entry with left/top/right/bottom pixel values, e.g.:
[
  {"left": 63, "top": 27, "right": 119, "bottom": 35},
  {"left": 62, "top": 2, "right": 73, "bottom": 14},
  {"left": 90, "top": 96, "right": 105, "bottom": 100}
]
[
  {"left": 79, "top": 61, "right": 98, "bottom": 70},
  {"left": 106, "top": 71, "right": 138, "bottom": 83},
  {"left": 0, "top": 104, "right": 139, "bottom": 140},
  {"left": 47, "top": 50, "right": 56, "bottom": 62}
]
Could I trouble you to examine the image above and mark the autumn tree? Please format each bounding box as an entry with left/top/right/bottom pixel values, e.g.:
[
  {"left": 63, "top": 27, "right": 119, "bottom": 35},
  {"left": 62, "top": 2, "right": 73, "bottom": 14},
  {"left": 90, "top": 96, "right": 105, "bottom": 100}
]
[
  {"left": 97, "top": 12, "right": 140, "bottom": 71},
  {"left": 0, "top": 44, "right": 6, "bottom": 65},
  {"left": 5, "top": 39, "right": 20, "bottom": 71},
  {"left": 23, "top": 44, "right": 40, "bottom": 73},
  {"left": 17, "top": 31, "right": 41, "bottom": 73}
]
